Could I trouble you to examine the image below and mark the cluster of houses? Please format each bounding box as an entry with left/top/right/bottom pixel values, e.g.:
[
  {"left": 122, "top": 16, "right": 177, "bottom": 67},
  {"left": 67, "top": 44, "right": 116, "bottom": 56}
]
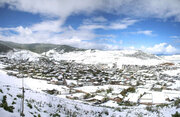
[{"left": 0, "top": 56, "right": 180, "bottom": 106}]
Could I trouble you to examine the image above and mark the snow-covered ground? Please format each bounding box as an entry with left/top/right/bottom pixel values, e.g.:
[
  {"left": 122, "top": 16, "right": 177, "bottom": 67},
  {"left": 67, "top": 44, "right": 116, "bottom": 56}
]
[
  {"left": 6, "top": 50, "right": 40, "bottom": 61},
  {"left": 162, "top": 55, "right": 180, "bottom": 63},
  {"left": 1, "top": 49, "right": 180, "bottom": 117},
  {"left": 163, "top": 69, "right": 180, "bottom": 76},
  {"left": 0, "top": 67, "right": 180, "bottom": 117},
  {"left": 43, "top": 49, "right": 166, "bottom": 68},
  {"left": 2, "top": 49, "right": 171, "bottom": 67}
]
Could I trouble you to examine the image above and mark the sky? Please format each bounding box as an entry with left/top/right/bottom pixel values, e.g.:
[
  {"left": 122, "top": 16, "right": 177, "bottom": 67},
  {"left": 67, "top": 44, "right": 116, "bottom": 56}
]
[{"left": 0, "top": 0, "right": 180, "bottom": 54}]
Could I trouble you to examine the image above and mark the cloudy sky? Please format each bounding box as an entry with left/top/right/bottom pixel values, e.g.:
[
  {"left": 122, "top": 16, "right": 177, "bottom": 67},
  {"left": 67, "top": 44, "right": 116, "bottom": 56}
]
[{"left": 0, "top": 0, "right": 180, "bottom": 54}]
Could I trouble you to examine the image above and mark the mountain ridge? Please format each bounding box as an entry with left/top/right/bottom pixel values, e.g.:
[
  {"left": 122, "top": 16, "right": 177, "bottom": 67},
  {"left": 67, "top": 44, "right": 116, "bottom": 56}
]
[{"left": 0, "top": 40, "right": 85, "bottom": 53}]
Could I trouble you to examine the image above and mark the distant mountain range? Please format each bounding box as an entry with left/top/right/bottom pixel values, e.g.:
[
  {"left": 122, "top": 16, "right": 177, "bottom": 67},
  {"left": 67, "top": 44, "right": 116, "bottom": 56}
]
[
  {"left": 1, "top": 40, "right": 177, "bottom": 65},
  {"left": 0, "top": 40, "right": 85, "bottom": 53}
]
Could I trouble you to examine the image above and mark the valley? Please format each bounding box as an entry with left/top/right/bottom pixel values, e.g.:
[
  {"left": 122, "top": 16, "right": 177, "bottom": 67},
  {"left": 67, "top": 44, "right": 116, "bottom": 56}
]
[{"left": 0, "top": 43, "right": 180, "bottom": 117}]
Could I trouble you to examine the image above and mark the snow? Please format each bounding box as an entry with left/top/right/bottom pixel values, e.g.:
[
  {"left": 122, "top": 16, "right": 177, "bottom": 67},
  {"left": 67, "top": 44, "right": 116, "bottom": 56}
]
[
  {"left": 163, "top": 69, "right": 180, "bottom": 76},
  {"left": 6, "top": 50, "right": 40, "bottom": 61},
  {"left": 167, "top": 80, "right": 180, "bottom": 90},
  {"left": 75, "top": 85, "right": 129, "bottom": 93},
  {"left": 102, "top": 100, "right": 119, "bottom": 108},
  {"left": 163, "top": 90, "right": 180, "bottom": 100},
  {"left": 93, "top": 95, "right": 104, "bottom": 100},
  {"left": 152, "top": 92, "right": 167, "bottom": 104},
  {"left": 0, "top": 69, "right": 180, "bottom": 117},
  {"left": 1, "top": 50, "right": 180, "bottom": 116},
  {"left": 44, "top": 49, "right": 166, "bottom": 68},
  {"left": 162, "top": 55, "right": 180, "bottom": 63},
  {"left": 125, "top": 93, "right": 140, "bottom": 103}
]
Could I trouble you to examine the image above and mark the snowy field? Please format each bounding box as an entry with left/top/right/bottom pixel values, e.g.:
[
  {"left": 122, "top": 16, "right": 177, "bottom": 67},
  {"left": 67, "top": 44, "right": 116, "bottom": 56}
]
[{"left": 162, "top": 55, "right": 180, "bottom": 63}]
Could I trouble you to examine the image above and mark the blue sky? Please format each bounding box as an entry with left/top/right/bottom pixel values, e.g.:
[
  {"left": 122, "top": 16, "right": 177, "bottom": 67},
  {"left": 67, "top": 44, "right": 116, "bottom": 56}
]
[{"left": 0, "top": 0, "right": 180, "bottom": 54}]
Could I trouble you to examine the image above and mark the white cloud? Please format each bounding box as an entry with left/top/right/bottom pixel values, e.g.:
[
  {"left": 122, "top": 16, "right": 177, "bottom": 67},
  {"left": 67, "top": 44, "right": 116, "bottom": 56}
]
[
  {"left": 1, "top": 0, "right": 180, "bottom": 21},
  {"left": 108, "top": 18, "right": 137, "bottom": 30},
  {"left": 0, "top": 0, "right": 103, "bottom": 19},
  {"left": 170, "top": 36, "right": 180, "bottom": 39},
  {"left": 79, "top": 24, "right": 105, "bottom": 30},
  {"left": 166, "top": 45, "right": 177, "bottom": 53},
  {"left": 31, "top": 19, "right": 64, "bottom": 32},
  {"left": 142, "top": 43, "right": 177, "bottom": 54},
  {"left": 136, "top": 30, "right": 153, "bottom": 36},
  {"left": 79, "top": 18, "right": 138, "bottom": 30},
  {"left": 0, "top": 19, "right": 122, "bottom": 50},
  {"left": 92, "top": 16, "right": 107, "bottom": 22},
  {"left": 128, "top": 46, "right": 135, "bottom": 50}
]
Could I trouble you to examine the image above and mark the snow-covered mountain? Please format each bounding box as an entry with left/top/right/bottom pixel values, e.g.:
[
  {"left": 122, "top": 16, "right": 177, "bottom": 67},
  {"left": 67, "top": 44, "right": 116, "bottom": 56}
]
[
  {"left": 162, "top": 55, "right": 180, "bottom": 63},
  {"left": 6, "top": 50, "right": 40, "bottom": 61},
  {"left": 43, "top": 49, "right": 166, "bottom": 68}
]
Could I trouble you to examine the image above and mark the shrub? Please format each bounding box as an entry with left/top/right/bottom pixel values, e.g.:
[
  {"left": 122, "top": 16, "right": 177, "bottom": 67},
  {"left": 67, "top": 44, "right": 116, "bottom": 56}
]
[
  {"left": 106, "top": 87, "right": 113, "bottom": 94},
  {"left": 0, "top": 95, "right": 14, "bottom": 112},
  {"left": 104, "top": 110, "right": 109, "bottom": 115},
  {"left": 156, "top": 103, "right": 169, "bottom": 108},
  {"left": 72, "top": 112, "right": 77, "bottom": 117},
  {"left": 83, "top": 93, "right": 94, "bottom": 99},
  {"left": 127, "top": 87, "right": 135, "bottom": 93},
  {"left": 27, "top": 103, "right": 33, "bottom": 109},
  {"left": 120, "top": 89, "right": 127, "bottom": 97},
  {"left": 96, "top": 89, "right": 105, "bottom": 93},
  {"left": 0, "top": 89, "right": 3, "bottom": 93},
  {"left": 172, "top": 111, "right": 180, "bottom": 117},
  {"left": 38, "top": 114, "right": 41, "bottom": 117},
  {"left": 102, "top": 97, "right": 109, "bottom": 103},
  {"left": 174, "top": 98, "right": 180, "bottom": 107},
  {"left": 52, "top": 113, "right": 60, "bottom": 117},
  {"left": 118, "top": 101, "right": 135, "bottom": 106},
  {"left": 34, "top": 105, "right": 40, "bottom": 111},
  {"left": 146, "top": 106, "right": 159, "bottom": 113},
  {"left": 12, "top": 101, "right": 16, "bottom": 105},
  {"left": 17, "top": 94, "right": 23, "bottom": 98},
  {"left": 120, "top": 87, "right": 136, "bottom": 96}
]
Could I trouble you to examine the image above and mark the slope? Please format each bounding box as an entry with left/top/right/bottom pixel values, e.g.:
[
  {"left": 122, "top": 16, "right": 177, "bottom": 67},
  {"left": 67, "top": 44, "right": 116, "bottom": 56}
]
[
  {"left": 0, "top": 43, "right": 13, "bottom": 53},
  {"left": 0, "top": 40, "right": 84, "bottom": 53},
  {"left": 45, "top": 49, "right": 166, "bottom": 68}
]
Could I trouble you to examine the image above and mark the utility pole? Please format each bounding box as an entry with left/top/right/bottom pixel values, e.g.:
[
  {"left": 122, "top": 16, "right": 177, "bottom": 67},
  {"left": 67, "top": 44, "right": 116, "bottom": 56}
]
[
  {"left": 20, "top": 64, "right": 25, "bottom": 117},
  {"left": 21, "top": 77, "right": 25, "bottom": 117}
]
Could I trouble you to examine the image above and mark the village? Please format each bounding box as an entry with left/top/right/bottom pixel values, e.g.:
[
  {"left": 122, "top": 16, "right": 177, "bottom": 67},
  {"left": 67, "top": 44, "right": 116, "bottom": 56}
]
[{"left": 0, "top": 56, "right": 180, "bottom": 108}]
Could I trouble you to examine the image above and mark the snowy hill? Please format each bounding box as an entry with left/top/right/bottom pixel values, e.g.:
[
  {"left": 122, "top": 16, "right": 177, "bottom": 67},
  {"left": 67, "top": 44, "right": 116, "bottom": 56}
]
[
  {"left": 162, "top": 55, "right": 180, "bottom": 63},
  {"left": 6, "top": 50, "right": 40, "bottom": 61},
  {"left": 44, "top": 49, "right": 166, "bottom": 67}
]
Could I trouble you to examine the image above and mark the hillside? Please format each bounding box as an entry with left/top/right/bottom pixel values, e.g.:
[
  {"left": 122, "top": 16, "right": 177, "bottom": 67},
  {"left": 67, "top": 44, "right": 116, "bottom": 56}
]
[
  {"left": 6, "top": 50, "right": 40, "bottom": 61},
  {"left": 0, "top": 43, "right": 13, "bottom": 53},
  {"left": 44, "top": 49, "right": 165, "bottom": 67},
  {"left": 0, "top": 40, "right": 167, "bottom": 67},
  {"left": 162, "top": 55, "right": 180, "bottom": 63},
  {"left": 54, "top": 45, "right": 85, "bottom": 53},
  {"left": 0, "top": 40, "right": 84, "bottom": 53}
]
